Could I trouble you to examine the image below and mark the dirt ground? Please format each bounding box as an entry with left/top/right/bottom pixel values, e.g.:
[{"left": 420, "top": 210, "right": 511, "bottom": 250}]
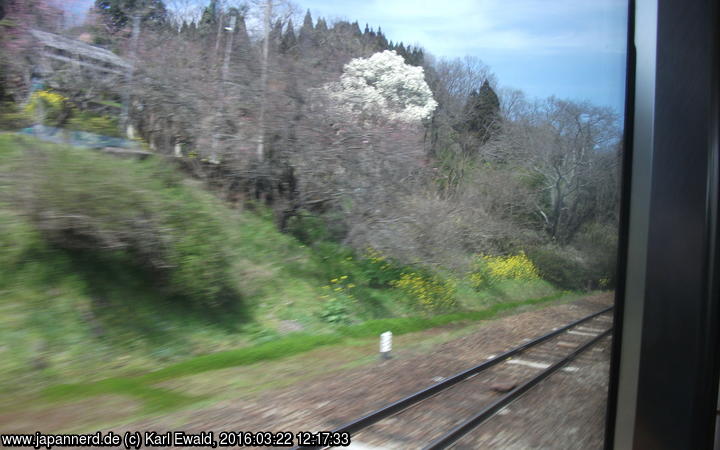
[
  {"left": 104, "top": 292, "right": 613, "bottom": 449},
  {"left": 453, "top": 335, "right": 612, "bottom": 449}
]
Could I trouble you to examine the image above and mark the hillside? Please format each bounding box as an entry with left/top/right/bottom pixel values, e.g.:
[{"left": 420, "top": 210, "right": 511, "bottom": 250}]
[{"left": 0, "top": 134, "right": 565, "bottom": 399}]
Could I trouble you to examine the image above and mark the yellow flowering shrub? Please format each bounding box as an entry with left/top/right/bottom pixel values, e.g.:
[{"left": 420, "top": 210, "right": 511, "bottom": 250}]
[
  {"left": 24, "top": 90, "right": 69, "bottom": 125},
  {"left": 391, "top": 272, "right": 457, "bottom": 312},
  {"left": 365, "top": 247, "right": 386, "bottom": 264},
  {"left": 360, "top": 247, "right": 404, "bottom": 287},
  {"left": 470, "top": 251, "right": 539, "bottom": 289}
]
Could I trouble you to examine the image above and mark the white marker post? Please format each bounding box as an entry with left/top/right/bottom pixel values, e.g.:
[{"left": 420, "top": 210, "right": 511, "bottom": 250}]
[{"left": 380, "top": 331, "right": 392, "bottom": 360}]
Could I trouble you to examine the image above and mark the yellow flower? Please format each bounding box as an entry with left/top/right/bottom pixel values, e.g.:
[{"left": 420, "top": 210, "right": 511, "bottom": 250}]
[{"left": 470, "top": 252, "right": 539, "bottom": 289}]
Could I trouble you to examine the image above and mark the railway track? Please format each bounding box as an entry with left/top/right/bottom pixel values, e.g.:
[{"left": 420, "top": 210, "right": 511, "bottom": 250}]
[{"left": 294, "top": 306, "right": 613, "bottom": 449}]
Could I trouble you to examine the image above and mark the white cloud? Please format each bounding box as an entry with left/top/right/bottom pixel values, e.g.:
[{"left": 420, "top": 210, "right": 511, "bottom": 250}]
[{"left": 306, "top": 0, "right": 627, "bottom": 56}]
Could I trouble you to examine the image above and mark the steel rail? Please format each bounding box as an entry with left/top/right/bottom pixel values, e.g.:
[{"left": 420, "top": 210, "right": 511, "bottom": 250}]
[
  {"left": 423, "top": 326, "right": 613, "bottom": 449},
  {"left": 293, "top": 305, "right": 613, "bottom": 449}
]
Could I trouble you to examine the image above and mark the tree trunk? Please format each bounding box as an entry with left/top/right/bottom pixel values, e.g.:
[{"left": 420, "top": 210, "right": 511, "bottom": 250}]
[{"left": 256, "top": 0, "right": 272, "bottom": 161}]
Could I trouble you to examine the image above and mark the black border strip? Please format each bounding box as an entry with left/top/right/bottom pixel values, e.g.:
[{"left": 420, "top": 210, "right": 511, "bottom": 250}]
[{"left": 603, "top": 0, "right": 636, "bottom": 447}]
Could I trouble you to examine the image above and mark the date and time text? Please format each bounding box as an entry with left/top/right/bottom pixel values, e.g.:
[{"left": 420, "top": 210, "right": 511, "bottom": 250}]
[{"left": 1, "top": 430, "right": 352, "bottom": 448}]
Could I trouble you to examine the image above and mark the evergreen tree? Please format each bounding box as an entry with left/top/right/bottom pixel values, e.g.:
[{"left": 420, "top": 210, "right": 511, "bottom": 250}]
[
  {"left": 302, "top": 9, "right": 313, "bottom": 28},
  {"left": 376, "top": 27, "right": 388, "bottom": 49},
  {"left": 316, "top": 17, "right": 328, "bottom": 33},
  {"left": 179, "top": 19, "right": 197, "bottom": 38},
  {"left": 280, "top": 19, "right": 296, "bottom": 53},
  {"left": 461, "top": 80, "right": 501, "bottom": 145},
  {"left": 299, "top": 9, "right": 314, "bottom": 44},
  {"left": 333, "top": 20, "right": 345, "bottom": 31},
  {"left": 270, "top": 19, "right": 283, "bottom": 48},
  {"left": 198, "top": 0, "right": 218, "bottom": 27},
  {"left": 230, "top": 14, "right": 253, "bottom": 79},
  {"left": 412, "top": 48, "right": 425, "bottom": 66},
  {"left": 398, "top": 46, "right": 424, "bottom": 66},
  {"left": 94, "top": 0, "right": 167, "bottom": 32}
]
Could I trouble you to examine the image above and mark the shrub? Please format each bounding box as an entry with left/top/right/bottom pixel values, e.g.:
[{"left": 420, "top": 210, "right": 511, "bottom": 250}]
[
  {"left": 24, "top": 90, "right": 70, "bottom": 126},
  {"left": 318, "top": 297, "right": 352, "bottom": 325},
  {"left": 526, "top": 224, "right": 618, "bottom": 291},
  {"left": 20, "top": 91, "right": 122, "bottom": 137},
  {"left": 391, "top": 271, "right": 457, "bottom": 313},
  {"left": 0, "top": 102, "right": 32, "bottom": 130},
  {"left": 526, "top": 246, "right": 589, "bottom": 291},
  {"left": 66, "top": 113, "right": 121, "bottom": 138},
  {"left": 357, "top": 247, "right": 406, "bottom": 288},
  {"left": 470, "top": 251, "right": 539, "bottom": 289},
  {"left": 317, "top": 274, "right": 357, "bottom": 325},
  {"left": 573, "top": 223, "right": 618, "bottom": 289},
  {"left": 285, "top": 210, "right": 330, "bottom": 245},
  {"left": 0, "top": 207, "right": 44, "bottom": 280},
  {"left": 309, "top": 242, "right": 361, "bottom": 283},
  {"left": 2, "top": 136, "right": 240, "bottom": 309}
]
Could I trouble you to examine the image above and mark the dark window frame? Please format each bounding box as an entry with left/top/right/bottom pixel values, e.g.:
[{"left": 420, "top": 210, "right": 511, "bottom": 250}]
[{"left": 606, "top": 0, "right": 720, "bottom": 448}]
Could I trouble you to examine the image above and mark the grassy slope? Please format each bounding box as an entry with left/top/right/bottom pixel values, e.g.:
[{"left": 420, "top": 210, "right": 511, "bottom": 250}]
[
  {"left": 0, "top": 134, "right": 568, "bottom": 411},
  {"left": 0, "top": 135, "right": 362, "bottom": 391}
]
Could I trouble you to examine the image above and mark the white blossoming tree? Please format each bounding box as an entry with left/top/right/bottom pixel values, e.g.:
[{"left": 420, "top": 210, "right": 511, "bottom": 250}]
[{"left": 328, "top": 50, "right": 438, "bottom": 122}]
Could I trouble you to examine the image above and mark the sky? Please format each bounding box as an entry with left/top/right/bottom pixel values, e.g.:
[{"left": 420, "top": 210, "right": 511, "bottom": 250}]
[
  {"left": 63, "top": 0, "right": 629, "bottom": 114},
  {"left": 299, "top": 0, "right": 629, "bottom": 114}
]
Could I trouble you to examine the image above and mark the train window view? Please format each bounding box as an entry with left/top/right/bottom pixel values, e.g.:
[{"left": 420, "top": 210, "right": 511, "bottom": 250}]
[{"left": 0, "top": 0, "right": 628, "bottom": 448}]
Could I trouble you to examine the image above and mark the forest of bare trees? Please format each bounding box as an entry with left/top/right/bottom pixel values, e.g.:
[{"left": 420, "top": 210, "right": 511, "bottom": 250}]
[{"left": 0, "top": 0, "right": 621, "bottom": 289}]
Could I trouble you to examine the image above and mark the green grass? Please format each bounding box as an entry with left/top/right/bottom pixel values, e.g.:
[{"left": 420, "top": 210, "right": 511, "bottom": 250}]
[
  {"left": 461, "top": 278, "right": 559, "bottom": 307},
  {"left": 0, "top": 134, "right": 575, "bottom": 411},
  {"left": 37, "top": 290, "right": 575, "bottom": 414},
  {"left": 147, "top": 290, "right": 567, "bottom": 383},
  {"left": 43, "top": 378, "right": 198, "bottom": 413},
  {"left": 139, "top": 334, "right": 343, "bottom": 383}
]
